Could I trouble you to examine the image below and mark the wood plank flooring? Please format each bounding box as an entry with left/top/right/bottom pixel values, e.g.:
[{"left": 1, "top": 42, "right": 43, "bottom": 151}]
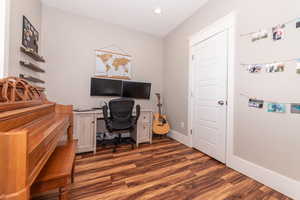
[{"left": 33, "top": 137, "right": 293, "bottom": 200}]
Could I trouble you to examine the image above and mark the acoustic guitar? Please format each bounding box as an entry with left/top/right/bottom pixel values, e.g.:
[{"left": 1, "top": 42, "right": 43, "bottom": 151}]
[{"left": 152, "top": 93, "right": 170, "bottom": 135}]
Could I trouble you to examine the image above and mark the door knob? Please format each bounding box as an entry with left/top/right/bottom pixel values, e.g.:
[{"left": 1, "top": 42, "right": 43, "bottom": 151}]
[{"left": 218, "top": 100, "right": 225, "bottom": 106}]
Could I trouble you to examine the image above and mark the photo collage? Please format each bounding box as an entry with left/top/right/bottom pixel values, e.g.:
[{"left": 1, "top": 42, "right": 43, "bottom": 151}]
[
  {"left": 247, "top": 62, "right": 286, "bottom": 73},
  {"left": 243, "top": 17, "right": 300, "bottom": 115},
  {"left": 246, "top": 18, "right": 300, "bottom": 74},
  {"left": 248, "top": 98, "right": 300, "bottom": 114}
]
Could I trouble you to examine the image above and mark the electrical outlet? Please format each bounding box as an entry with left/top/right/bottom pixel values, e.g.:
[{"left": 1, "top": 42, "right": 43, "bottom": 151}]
[{"left": 180, "top": 122, "right": 185, "bottom": 128}]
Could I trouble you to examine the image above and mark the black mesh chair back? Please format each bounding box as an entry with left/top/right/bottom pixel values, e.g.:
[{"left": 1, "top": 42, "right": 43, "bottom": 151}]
[
  {"left": 102, "top": 98, "right": 140, "bottom": 152},
  {"left": 109, "top": 98, "right": 134, "bottom": 125}
]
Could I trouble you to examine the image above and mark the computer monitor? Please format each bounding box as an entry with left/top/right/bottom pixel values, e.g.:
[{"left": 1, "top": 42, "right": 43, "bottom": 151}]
[
  {"left": 122, "top": 81, "right": 151, "bottom": 99},
  {"left": 90, "top": 78, "right": 122, "bottom": 97}
]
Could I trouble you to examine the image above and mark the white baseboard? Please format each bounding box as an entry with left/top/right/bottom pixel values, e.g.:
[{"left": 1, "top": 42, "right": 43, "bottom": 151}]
[
  {"left": 168, "top": 130, "right": 192, "bottom": 147},
  {"left": 228, "top": 155, "right": 300, "bottom": 200},
  {"left": 168, "top": 130, "right": 300, "bottom": 199}
]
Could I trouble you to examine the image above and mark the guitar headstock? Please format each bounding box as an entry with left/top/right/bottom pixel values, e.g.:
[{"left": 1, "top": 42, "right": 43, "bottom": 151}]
[
  {"left": 155, "top": 93, "right": 162, "bottom": 104},
  {"left": 155, "top": 93, "right": 161, "bottom": 100}
]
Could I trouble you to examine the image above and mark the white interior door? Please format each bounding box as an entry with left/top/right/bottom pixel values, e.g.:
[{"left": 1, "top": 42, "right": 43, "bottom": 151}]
[{"left": 191, "top": 30, "right": 228, "bottom": 163}]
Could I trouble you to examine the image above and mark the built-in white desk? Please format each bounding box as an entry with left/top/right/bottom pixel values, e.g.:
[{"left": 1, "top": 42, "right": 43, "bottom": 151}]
[{"left": 73, "top": 109, "right": 153, "bottom": 153}]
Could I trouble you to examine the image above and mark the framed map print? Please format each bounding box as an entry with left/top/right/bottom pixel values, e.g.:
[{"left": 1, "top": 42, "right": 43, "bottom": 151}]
[{"left": 95, "top": 50, "right": 132, "bottom": 80}]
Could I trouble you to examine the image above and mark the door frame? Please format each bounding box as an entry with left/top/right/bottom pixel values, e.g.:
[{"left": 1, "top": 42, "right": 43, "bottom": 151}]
[
  {"left": 188, "top": 12, "right": 236, "bottom": 164},
  {"left": 0, "top": 0, "right": 10, "bottom": 77}
]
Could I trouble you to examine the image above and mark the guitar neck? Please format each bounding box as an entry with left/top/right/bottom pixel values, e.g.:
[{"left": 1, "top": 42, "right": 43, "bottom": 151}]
[
  {"left": 156, "top": 94, "right": 163, "bottom": 118},
  {"left": 158, "top": 106, "right": 162, "bottom": 117}
]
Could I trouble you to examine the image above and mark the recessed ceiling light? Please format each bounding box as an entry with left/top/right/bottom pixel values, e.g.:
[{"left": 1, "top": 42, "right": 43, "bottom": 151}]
[{"left": 154, "top": 7, "right": 162, "bottom": 15}]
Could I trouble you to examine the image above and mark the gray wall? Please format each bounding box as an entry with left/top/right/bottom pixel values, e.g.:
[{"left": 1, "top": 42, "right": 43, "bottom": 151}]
[
  {"left": 8, "top": 0, "right": 43, "bottom": 81},
  {"left": 164, "top": 0, "right": 300, "bottom": 180},
  {"left": 0, "top": 0, "right": 6, "bottom": 77},
  {"left": 41, "top": 6, "right": 164, "bottom": 110}
]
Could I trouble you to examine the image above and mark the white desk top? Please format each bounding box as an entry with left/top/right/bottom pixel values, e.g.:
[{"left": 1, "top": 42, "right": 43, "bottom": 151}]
[
  {"left": 73, "top": 110, "right": 102, "bottom": 114},
  {"left": 73, "top": 109, "right": 154, "bottom": 114}
]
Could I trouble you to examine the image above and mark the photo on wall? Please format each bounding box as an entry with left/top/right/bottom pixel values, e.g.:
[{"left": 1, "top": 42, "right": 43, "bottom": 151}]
[
  {"left": 248, "top": 99, "right": 264, "bottom": 108},
  {"left": 266, "top": 63, "right": 285, "bottom": 73},
  {"left": 22, "top": 16, "right": 39, "bottom": 53},
  {"left": 247, "top": 64, "right": 263, "bottom": 73},
  {"left": 265, "top": 63, "right": 275, "bottom": 73},
  {"left": 296, "top": 59, "right": 300, "bottom": 74},
  {"left": 267, "top": 103, "right": 286, "bottom": 113},
  {"left": 275, "top": 63, "right": 285, "bottom": 72},
  {"left": 296, "top": 19, "right": 300, "bottom": 28},
  {"left": 272, "top": 24, "right": 285, "bottom": 41},
  {"left": 291, "top": 104, "right": 300, "bottom": 114}
]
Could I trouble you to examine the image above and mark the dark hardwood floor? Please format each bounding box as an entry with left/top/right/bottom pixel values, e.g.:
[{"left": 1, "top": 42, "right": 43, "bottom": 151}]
[{"left": 33, "top": 137, "right": 292, "bottom": 200}]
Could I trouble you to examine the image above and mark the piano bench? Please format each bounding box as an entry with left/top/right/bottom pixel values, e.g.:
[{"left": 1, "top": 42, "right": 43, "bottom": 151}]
[{"left": 31, "top": 140, "right": 77, "bottom": 200}]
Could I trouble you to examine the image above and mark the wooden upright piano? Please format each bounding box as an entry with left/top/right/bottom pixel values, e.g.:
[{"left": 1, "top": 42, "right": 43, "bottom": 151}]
[{"left": 0, "top": 77, "right": 76, "bottom": 200}]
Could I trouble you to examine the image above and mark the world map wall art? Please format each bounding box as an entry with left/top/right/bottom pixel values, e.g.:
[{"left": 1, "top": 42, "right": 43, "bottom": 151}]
[{"left": 95, "top": 50, "right": 132, "bottom": 80}]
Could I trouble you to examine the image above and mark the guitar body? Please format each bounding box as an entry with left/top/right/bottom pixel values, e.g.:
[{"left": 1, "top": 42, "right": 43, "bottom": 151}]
[{"left": 152, "top": 113, "right": 170, "bottom": 135}]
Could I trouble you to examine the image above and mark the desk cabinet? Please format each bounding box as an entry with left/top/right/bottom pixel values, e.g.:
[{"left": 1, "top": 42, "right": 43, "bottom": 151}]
[
  {"left": 73, "top": 112, "right": 100, "bottom": 153},
  {"left": 132, "top": 110, "right": 153, "bottom": 147}
]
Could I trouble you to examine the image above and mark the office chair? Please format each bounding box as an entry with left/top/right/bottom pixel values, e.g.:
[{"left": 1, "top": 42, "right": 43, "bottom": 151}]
[{"left": 102, "top": 98, "right": 140, "bottom": 153}]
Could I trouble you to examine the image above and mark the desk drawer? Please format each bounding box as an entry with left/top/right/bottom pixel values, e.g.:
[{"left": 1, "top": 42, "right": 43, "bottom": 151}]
[
  {"left": 138, "top": 123, "right": 151, "bottom": 142},
  {"left": 139, "top": 112, "right": 151, "bottom": 123}
]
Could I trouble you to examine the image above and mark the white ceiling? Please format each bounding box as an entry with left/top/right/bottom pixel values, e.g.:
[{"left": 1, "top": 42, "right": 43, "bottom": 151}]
[{"left": 41, "top": 0, "right": 208, "bottom": 37}]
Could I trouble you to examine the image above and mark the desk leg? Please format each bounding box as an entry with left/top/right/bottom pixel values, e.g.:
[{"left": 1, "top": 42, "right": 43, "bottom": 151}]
[
  {"left": 93, "top": 141, "right": 97, "bottom": 154},
  {"left": 94, "top": 139, "right": 97, "bottom": 154}
]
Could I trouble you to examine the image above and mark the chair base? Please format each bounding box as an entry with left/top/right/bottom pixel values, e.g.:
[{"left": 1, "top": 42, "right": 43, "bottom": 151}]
[
  {"left": 113, "top": 134, "right": 135, "bottom": 153},
  {"left": 97, "top": 134, "right": 135, "bottom": 153}
]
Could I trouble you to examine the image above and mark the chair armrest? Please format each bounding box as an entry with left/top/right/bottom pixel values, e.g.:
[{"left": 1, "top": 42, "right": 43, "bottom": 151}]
[
  {"left": 135, "top": 104, "right": 141, "bottom": 124},
  {"left": 102, "top": 105, "right": 110, "bottom": 125}
]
